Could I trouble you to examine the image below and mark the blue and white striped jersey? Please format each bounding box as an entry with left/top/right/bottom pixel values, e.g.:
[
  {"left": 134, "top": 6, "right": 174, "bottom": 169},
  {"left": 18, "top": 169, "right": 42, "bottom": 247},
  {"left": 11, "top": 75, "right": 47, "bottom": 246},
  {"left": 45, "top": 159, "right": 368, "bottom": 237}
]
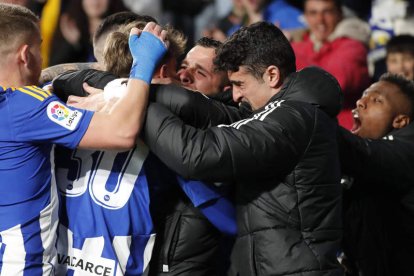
[
  {"left": 0, "top": 86, "right": 93, "bottom": 275},
  {"left": 54, "top": 140, "right": 157, "bottom": 276}
]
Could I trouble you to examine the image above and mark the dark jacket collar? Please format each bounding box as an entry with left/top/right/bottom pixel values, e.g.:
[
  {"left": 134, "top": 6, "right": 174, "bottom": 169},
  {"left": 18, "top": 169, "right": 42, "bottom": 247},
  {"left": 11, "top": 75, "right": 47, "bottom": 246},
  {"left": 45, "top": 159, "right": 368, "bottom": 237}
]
[{"left": 268, "top": 66, "right": 343, "bottom": 118}]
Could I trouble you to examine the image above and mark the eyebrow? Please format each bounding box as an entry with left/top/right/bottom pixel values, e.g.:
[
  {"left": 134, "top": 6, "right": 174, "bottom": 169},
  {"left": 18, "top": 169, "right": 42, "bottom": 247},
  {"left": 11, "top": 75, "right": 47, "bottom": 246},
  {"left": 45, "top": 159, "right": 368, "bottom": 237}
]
[
  {"left": 181, "top": 59, "right": 210, "bottom": 73},
  {"left": 230, "top": 80, "right": 243, "bottom": 86}
]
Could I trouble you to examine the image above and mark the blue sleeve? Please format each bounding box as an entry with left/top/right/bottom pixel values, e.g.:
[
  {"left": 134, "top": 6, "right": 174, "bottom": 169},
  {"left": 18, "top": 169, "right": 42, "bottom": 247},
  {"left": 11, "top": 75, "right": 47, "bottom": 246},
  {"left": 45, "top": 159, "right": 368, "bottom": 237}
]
[
  {"left": 199, "top": 197, "right": 237, "bottom": 236},
  {"left": 176, "top": 176, "right": 237, "bottom": 236},
  {"left": 11, "top": 87, "right": 94, "bottom": 149}
]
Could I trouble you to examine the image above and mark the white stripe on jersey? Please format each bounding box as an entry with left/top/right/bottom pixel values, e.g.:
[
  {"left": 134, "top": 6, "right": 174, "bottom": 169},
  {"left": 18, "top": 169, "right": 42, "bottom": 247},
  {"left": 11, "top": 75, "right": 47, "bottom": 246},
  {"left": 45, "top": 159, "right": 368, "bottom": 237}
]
[
  {"left": 113, "top": 236, "right": 131, "bottom": 276},
  {"left": 219, "top": 100, "right": 285, "bottom": 129},
  {"left": 41, "top": 165, "right": 59, "bottom": 275},
  {"left": 0, "top": 160, "right": 59, "bottom": 276},
  {"left": 0, "top": 224, "right": 26, "bottom": 275},
  {"left": 143, "top": 234, "right": 155, "bottom": 275}
]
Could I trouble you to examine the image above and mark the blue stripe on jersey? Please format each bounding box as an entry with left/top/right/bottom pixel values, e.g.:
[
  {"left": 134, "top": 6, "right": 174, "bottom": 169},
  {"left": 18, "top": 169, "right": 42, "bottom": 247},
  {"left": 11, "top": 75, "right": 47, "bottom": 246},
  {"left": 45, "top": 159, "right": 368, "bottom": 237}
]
[
  {"left": 22, "top": 217, "right": 43, "bottom": 276},
  {"left": 0, "top": 235, "right": 3, "bottom": 274}
]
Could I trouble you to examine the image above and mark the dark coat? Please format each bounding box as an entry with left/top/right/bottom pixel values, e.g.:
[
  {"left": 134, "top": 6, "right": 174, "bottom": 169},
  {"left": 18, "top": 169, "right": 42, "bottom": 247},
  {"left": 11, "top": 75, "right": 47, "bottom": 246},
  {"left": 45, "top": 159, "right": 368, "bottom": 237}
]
[
  {"left": 339, "top": 123, "right": 414, "bottom": 276},
  {"left": 144, "top": 67, "right": 344, "bottom": 275}
]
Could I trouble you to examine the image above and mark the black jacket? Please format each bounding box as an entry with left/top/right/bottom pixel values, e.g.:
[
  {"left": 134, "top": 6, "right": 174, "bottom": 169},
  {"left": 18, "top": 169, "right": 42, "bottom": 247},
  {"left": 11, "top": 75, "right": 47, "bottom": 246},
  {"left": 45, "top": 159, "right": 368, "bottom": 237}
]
[
  {"left": 144, "top": 67, "right": 344, "bottom": 275},
  {"left": 338, "top": 124, "right": 414, "bottom": 276}
]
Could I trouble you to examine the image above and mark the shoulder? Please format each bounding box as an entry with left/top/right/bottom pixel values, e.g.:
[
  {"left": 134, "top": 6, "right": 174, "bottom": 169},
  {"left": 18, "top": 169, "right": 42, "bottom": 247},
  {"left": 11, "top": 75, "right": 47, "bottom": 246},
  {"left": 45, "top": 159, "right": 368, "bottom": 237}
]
[
  {"left": 14, "top": 86, "right": 53, "bottom": 102},
  {"left": 8, "top": 86, "right": 55, "bottom": 114},
  {"left": 226, "top": 100, "right": 315, "bottom": 132},
  {"left": 331, "top": 37, "right": 367, "bottom": 52}
]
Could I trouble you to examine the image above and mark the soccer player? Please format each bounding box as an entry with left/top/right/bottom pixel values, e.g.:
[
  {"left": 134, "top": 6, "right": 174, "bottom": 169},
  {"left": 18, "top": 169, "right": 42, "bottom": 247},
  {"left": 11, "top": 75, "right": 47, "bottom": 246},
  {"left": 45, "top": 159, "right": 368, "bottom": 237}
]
[
  {"left": 0, "top": 4, "right": 167, "bottom": 275},
  {"left": 53, "top": 21, "right": 236, "bottom": 276}
]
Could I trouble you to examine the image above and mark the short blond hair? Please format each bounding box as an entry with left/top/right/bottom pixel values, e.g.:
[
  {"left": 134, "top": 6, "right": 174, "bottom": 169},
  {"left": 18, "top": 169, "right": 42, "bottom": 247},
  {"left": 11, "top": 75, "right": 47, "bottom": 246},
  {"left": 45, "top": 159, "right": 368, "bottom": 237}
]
[
  {"left": 0, "top": 4, "right": 39, "bottom": 56},
  {"left": 103, "top": 21, "right": 187, "bottom": 77}
]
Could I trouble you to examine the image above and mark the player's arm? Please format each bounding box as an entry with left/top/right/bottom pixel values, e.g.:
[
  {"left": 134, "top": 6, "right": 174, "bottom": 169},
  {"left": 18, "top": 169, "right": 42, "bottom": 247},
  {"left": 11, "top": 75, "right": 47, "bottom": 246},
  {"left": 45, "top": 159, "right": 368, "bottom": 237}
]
[
  {"left": 39, "top": 62, "right": 103, "bottom": 84},
  {"left": 78, "top": 22, "right": 168, "bottom": 150}
]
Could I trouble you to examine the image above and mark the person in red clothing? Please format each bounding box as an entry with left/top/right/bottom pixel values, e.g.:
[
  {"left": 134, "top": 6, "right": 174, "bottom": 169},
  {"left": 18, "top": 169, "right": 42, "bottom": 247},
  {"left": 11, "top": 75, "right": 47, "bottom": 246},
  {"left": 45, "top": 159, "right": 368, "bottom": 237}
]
[{"left": 291, "top": 0, "right": 371, "bottom": 129}]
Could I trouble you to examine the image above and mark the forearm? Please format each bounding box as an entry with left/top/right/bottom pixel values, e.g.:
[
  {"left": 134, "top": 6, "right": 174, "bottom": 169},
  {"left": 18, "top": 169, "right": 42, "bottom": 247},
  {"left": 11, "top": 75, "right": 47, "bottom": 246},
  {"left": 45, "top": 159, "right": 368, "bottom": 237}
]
[
  {"left": 79, "top": 79, "right": 149, "bottom": 149},
  {"left": 40, "top": 62, "right": 102, "bottom": 84}
]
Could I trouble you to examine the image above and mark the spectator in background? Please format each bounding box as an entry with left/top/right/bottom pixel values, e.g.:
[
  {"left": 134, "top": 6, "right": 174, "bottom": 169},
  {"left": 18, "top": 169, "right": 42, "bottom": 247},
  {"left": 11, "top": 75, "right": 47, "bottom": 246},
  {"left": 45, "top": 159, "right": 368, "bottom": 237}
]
[
  {"left": 202, "top": 0, "right": 245, "bottom": 42},
  {"left": 226, "top": 0, "right": 306, "bottom": 37},
  {"left": 292, "top": 0, "right": 371, "bottom": 130},
  {"left": 386, "top": 34, "right": 414, "bottom": 80},
  {"left": 48, "top": 0, "right": 125, "bottom": 66},
  {"left": 338, "top": 74, "right": 414, "bottom": 276},
  {"left": 177, "top": 37, "right": 231, "bottom": 98},
  {"left": 204, "top": 0, "right": 306, "bottom": 42}
]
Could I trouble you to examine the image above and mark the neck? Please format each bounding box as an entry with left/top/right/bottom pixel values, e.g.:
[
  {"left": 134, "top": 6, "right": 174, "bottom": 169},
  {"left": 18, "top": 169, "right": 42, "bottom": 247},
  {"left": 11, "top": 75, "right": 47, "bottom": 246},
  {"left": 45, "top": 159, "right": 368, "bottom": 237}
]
[
  {"left": 89, "top": 18, "right": 102, "bottom": 38},
  {"left": 0, "top": 59, "right": 34, "bottom": 87},
  {"left": 0, "top": 66, "right": 28, "bottom": 88}
]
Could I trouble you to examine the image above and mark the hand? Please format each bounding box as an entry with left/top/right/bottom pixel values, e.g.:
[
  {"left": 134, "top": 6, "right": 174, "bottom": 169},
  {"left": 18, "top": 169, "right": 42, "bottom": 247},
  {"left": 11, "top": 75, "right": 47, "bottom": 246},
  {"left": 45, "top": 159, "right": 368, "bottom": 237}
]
[
  {"left": 151, "top": 76, "right": 181, "bottom": 85},
  {"left": 67, "top": 83, "right": 105, "bottom": 111},
  {"left": 129, "top": 22, "right": 169, "bottom": 83},
  {"left": 60, "top": 13, "right": 80, "bottom": 46}
]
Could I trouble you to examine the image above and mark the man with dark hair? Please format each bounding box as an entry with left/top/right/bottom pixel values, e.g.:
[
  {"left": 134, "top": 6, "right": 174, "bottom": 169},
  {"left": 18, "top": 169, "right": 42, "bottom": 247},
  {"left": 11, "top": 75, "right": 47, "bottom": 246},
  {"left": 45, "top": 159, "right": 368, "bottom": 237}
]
[
  {"left": 339, "top": 74, "right": 414, "bottom": 276},
  {"left": 144, "top": 21, "right": 343, "bottom": 275},
  {"left": 386, "top": 35, "right": 414, "bottom": 80},
  {"left": 177, "top": 37, "right": 231, "bottom": 97}
]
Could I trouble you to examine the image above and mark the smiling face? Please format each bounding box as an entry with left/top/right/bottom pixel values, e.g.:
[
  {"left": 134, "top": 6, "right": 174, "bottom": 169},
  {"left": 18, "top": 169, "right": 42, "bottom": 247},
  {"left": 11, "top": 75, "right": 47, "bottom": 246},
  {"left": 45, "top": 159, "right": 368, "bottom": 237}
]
[
  {"left": 351, "top": 81, "right": 411, "bottom": 139},
  {"left": 386, "top": 52, "right": 414, "bottom": 80},
  {"left": 304, "top": 0, "right": 342, "bottom": 43},
  {"left": 177, "top": 45, "right": 228, "bottom": 96}
]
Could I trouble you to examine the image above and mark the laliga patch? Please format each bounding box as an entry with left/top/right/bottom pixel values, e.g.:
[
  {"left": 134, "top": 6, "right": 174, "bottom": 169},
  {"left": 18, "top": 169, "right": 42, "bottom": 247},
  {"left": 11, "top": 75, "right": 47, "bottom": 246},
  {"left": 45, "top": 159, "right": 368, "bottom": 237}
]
[{"left": 47, "top": 101, "right": 83, "bottom": 130}]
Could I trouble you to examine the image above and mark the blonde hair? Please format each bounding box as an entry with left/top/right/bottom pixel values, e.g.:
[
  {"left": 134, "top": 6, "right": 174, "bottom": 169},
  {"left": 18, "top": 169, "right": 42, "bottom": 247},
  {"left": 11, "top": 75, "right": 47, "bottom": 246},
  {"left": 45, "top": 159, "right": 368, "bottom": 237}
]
[
  {"left": 103, "top": 21, "right": 187, "bottom": 77},
  {"left": 0, "top": 4, "right": 39, "bottom": 56}
]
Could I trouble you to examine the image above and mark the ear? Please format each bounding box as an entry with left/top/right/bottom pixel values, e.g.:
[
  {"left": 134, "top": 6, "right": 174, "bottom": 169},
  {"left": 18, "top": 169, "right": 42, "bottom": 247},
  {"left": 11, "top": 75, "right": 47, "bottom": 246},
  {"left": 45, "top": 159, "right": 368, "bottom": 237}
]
[
  {"left": 18, "top": 44, "right": 30, "bottom": 67},
  {"left": 392, "top": 114, "right": 411, "bottom": 129},
  {"left": 264, "top": 65, "right": 281, "bottom": 88},
  {"left": 158, "top": 64, "right": 169, "bottom": 79},
  {"left": 223, "top": 85, "right": 232, "bottom": 92}
]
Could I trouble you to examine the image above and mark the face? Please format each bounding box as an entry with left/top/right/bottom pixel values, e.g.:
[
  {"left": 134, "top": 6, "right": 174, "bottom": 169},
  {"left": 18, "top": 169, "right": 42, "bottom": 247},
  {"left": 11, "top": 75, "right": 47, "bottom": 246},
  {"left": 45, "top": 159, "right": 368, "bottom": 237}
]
[
  {"left": 82, "top": 0, "right": 109, "bottom": 18},
  {"left": 229, "top": 66, "right": 273, "bottom": 111},
  {"left": 177, "top": 45, "right": 228, "bottom": 96},
  {"left": 386, "top": 52, "right": 414, "bottom": 80},
  {"left": 304, "top": 0, "right": 342, "bottom": 43},
  {"left": 351, "top": 81, "right": 410, "bottom": 139}
]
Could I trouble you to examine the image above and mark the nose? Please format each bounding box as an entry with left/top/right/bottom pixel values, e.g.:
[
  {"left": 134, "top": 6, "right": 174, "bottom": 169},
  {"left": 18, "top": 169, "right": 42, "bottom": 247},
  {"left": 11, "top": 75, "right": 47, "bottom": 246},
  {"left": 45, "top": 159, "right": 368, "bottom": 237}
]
[
  {"left": 177, "top": 68, "right": 194, "bottom": 86},
  {"left": 313, "top": 11, "right": 325, "bottom": 24},
  {"left": 356, "top": 97, "right": 366, "bottom": 109},
  {"left": 232, "top": 87, "right": 242, "bottom": 103}
]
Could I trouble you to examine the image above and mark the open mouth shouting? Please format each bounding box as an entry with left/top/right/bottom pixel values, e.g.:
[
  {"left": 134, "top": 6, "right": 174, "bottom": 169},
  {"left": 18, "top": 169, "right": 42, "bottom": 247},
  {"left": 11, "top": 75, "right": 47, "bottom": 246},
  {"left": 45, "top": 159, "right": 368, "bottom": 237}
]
[{"left": 351, "top": 109, "right": 361, "bottom": 135}]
